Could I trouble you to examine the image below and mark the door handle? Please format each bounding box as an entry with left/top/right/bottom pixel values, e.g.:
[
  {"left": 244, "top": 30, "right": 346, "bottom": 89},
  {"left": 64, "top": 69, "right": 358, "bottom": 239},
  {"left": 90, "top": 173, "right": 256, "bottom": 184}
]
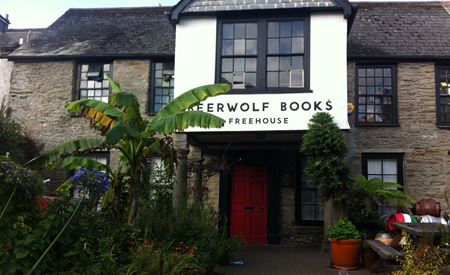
[{"left": 245, "top": 206, "right": 254, "bottom": 210}]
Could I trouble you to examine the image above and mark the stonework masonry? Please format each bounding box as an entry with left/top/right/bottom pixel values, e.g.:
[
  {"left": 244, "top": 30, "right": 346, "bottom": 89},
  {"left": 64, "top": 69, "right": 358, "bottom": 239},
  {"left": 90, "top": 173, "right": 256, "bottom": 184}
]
[
  {"left": 9, "top": 60, "right": 152, "bottom": 182},
  {"left": 347, "top": 62, "right": 450, "bottom": 212},
  {"left": 0, "top": 59, "right": 13, "bottom": 105}
]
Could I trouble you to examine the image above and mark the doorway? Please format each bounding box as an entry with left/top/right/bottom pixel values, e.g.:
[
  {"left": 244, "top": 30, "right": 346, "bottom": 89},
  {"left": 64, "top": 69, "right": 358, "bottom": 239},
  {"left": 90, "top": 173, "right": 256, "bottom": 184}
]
[{"left": 230, "top": 165, "right": 268, "bottom": 244}]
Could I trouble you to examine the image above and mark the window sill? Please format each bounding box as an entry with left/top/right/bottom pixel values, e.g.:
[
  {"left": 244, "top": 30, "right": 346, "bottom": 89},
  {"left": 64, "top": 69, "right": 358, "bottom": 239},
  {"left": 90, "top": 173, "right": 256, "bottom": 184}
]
[
  {"left": 354, "top": 123, "right": 400, "bottom": 128},
  {"left": 228, "top": 88, "right": 313, "bottom": 94},
  {"left": 436, "top": 124, "right": 450, "bottom": 129},
  {"left": 292, "top": 224, "right": 324, "bottom": 234}
]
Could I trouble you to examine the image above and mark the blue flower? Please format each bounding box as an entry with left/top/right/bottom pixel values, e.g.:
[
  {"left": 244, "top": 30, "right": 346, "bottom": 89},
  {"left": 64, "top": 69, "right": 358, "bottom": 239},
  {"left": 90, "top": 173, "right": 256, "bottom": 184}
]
[{"left": 69, "top": 167, "right": 89, "bottom": 183}]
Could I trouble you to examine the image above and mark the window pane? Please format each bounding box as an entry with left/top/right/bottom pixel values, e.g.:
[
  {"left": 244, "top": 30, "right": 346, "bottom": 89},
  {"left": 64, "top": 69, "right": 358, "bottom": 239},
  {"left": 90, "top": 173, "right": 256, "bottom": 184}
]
[
  {"left": 234, "top": 23, "right": 246, "bottom": 39},
  {"left": 367, "top": 159, "right": 382, "bottom": 174},
  {"left": 292, "top": 37, "right": 303, "bottom": 53},
  {"left": 279, "top": 71, "right": 289, "bottom": 87},
  {"left": 268, "top": 22, "right": 279, "bottom": 38},
  {"left": 290, "top": 69, "right": 303, "bottom": 87},
  {"left": 221, "top": 73, "right": 233, "bottom": 83},
  {"left": 383, "top": 175, "right": 398, "bottom": 184},
  {"left": 292, "top": 56, "right": 303, "bottom": 70},
  {"left": 383, "top": 159, "right": 397, "bottom": 174},
  {"left": 268, "top": 38, "right": 279, "bottom": 54},
  {"left": 246, "top": 39, "right": 257, "bottom": 55},
  {"left": 280, "top": 22, "right": 291, "bottom": 37},
  {"left": 223, "top": 24, "right": 234, "bottom": 39},
  {"left": 267, "top": 72, "right": 278, "bottom": 87},
  {"left": 301, "top": 190, "right": 315, "bottom": 204},
  {"left": 279, "top": 38, "right": 292, "bottom": 54},
  {"left": 222, "top": 58, "right": 233, "bottom": 72},
  {"left": 222, "top": 40, "right": 233, "bottom": 55},
  {"left": 280, "top": 56, "right": 291, "bottom": 71},
  {"left": 245, "top": 58, "right": 257, "bottom": 72},
  {"left": 292, "top": 21, "right": 304, "bottom": 37},
  {"left": 267, "top": 56, "right": 279, "bottom": 71},
  {"left": 246, "top": 73, "right": 257, "bottom": 87},
  {"left": 234, "top": 58, "right": 245, "bottom": 71},
  {"left": 234, "top": 39, "right": 245, "bottom": 55},
  {"left": 246, "top": 23, "right": 257, "bottom": 39}
]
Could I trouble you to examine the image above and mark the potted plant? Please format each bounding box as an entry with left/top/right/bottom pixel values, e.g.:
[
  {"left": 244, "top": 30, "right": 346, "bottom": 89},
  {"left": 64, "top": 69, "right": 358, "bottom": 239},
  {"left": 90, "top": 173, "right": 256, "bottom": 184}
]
[{"left": 327, "top": 218, "right": 362, "bottom": 270}]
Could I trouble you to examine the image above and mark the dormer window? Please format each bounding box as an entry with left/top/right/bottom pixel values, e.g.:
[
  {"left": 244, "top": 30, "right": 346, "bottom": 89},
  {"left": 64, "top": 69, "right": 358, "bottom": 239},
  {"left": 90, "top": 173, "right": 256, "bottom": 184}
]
[
  {"left": 217, "top": 18, "right": 309, "bottom": 93},
  {"left": 78, "top": 63, "right": 111, "bottom": 103}
]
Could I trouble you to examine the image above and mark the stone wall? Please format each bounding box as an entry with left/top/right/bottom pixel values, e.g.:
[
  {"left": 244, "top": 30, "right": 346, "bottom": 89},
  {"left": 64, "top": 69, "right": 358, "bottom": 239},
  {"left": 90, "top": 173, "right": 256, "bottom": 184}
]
[
  {"left": 112, "top": 60, "right": 151, "bottom": 117},
  {"left": 347, "top": 62, "right": 450, "bottom": 211},
  {"left": 0, "top": 58, "right": 14, "bottom": 105},
  {"left": 9, "top": 60, "right": 152, "bottom": 153}
]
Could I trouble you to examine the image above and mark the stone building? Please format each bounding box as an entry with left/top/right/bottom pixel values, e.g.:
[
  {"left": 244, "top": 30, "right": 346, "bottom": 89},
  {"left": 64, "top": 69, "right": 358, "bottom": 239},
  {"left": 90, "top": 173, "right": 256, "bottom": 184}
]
[
  {"left": 0, "top": 14, "right": 43, "bottom": 105},
  {"left": 6, "top": 1, "right": 450, "bottom": 245}
]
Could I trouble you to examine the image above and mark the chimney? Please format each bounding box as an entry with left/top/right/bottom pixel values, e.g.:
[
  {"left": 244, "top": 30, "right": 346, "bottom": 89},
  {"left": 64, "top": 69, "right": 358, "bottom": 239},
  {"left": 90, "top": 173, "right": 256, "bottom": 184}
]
[{"left": 1, "top": 14, "right": 9, "bottom": 33}]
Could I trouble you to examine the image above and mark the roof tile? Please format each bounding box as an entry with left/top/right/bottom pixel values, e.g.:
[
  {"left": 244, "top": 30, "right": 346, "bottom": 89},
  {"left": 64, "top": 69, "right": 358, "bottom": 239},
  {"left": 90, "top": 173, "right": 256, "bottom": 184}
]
[
  {"left": 348, "top": 2, "right": 450, "bottom": 58},
  {"left": 9, "top": 7, "right": 175, "bottom": 59}
]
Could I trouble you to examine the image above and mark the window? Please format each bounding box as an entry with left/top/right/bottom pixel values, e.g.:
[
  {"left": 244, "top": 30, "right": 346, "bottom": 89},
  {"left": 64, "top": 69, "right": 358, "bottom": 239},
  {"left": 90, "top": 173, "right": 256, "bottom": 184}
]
[
  {"left": 218, "top": 18, "right": 308, "bottom": 93},
  {"left": 436, "top": 65, "right": 450, "bottom": 127},
  {"left": 362, "top": 153, "right": 403, "bottom": 213},
  {"left": 150, "top": 62, "right": 174, "bottom": 113},
  {"left": 78, "top": 63, "right": 112, "bottom": 103},
  {"left": 296, "top": 156, "right": 323, "bottom": 224},
  {"left": 355, "top": 65, "right": 397, "bottom": 125}
]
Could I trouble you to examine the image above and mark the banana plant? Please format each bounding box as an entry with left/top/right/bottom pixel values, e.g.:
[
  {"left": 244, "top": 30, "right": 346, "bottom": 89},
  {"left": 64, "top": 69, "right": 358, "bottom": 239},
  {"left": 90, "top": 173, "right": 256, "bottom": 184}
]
[
  {"left": 27, "top": 76, "right": 230, "bottom": 224},
  {"left": 355, "top": 175, "right": 415, "bottom": 209}
]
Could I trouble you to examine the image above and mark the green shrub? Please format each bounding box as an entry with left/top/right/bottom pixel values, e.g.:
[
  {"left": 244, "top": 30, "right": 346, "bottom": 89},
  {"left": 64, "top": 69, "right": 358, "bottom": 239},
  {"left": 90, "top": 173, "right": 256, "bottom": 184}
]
[
  {"left": 138, "top": 200, "right": 242, "bottom": 273},
  {"left": 393, "top": 231, "right": 446, "bottom": 275},
  {"left": 327, "top": 218, "right": 361, "bottom": 240},
  {"left": 300, "top": 112, "right": 351, "bottom": 201},
  {"left": 0, "top": 156, "right": 46, "bottom": 274},
  {"left": 128, "top": 241, "right": 200, "bottom": 275},
  {"left": 0, "top": 101, "right": 40, "bottom": 164}
]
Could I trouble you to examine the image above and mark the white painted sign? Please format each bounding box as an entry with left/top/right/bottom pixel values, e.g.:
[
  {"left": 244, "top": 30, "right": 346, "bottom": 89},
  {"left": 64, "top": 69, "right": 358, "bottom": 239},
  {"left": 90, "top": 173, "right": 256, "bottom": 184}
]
[{"left": 175, "top": 14, "right": 350, "bottom": 131}]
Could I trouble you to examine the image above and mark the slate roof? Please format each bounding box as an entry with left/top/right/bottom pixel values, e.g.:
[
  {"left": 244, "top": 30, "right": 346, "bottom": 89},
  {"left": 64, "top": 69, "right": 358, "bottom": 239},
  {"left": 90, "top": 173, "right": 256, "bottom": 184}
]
[
  {"left": 184, "top": 0, "right": 337, "bottom": 13},
  {"left": 8, "top": 7, "right": 175, "bottom": 60},
  {"left": 348, "top": 2, "right": 450, "bottom": 59},
  {"left": 0, "top": 29, "right": 43, "bottom": 50},
  {"left": 169, "top": 0, "right": 352, "bottom": 22}
]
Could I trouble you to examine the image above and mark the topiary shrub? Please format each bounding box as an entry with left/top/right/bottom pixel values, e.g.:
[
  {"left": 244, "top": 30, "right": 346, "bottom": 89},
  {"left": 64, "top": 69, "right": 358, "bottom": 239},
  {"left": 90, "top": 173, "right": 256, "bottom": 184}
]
[{"left": 300, "top": 112, "right": 351, "bottom": 201}]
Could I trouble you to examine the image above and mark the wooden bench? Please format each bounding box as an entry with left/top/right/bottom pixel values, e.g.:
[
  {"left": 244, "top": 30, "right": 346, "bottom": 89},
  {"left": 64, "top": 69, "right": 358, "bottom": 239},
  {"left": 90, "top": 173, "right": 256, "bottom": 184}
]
[{"left": 366, "top": 240, "right": 403, "bottom": 273}]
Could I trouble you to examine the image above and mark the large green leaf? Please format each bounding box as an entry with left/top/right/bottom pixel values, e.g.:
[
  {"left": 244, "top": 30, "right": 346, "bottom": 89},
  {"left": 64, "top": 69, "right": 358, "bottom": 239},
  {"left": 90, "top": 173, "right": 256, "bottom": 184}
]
[
  {"left": 56, "top": 156, "right": 110, "bottom": 171},
  {"left": 151, "top": 84, "right": 230, "bottom": 122},
  {"left": 27, "top": 138, "right": 106, "bottom": 169},
  {"left": 106, "top": 75, "right": 146, "bottom": 132},
  {"left": 66, "top": 99, "right": 122, "bottom": 119},
  {"left": 150, "top": 111, "right": 225, "bottom": 135},
  {"left": 148, "top": 83, "right": 230, "bottom": 134},
  {"left": 105, "top": 74, "right": 122, "bottom": 94},
  {"left": 105, "top": 121, "right": 140, "bottom": 144}
]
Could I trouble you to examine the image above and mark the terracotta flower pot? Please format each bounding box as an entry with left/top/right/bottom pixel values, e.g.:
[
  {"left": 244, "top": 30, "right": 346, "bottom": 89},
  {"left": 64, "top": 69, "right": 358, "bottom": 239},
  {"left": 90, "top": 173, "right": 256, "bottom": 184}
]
[{"left": 330, "top": 239, "right": 361, "bottom": 270}]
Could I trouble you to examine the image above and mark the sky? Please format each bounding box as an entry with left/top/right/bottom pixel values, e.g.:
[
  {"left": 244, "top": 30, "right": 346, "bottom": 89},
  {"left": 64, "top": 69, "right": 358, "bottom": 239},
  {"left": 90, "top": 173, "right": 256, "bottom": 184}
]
[{"left": 0, "top": 0, "right": 445, "bottom": 29}]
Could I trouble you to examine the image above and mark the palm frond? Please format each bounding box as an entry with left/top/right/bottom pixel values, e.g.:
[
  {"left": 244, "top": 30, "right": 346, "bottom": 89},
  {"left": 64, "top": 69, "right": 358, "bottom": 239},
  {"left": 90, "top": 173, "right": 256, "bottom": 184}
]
[
  {"left": 150, "top": 111, "right": 225, "bottom": 135},
  {"left": 148, "top": 84, "right": 230, "bottom": 134},
  {"left": 26, "top": 138, "right": 106, "bottom": 169}
]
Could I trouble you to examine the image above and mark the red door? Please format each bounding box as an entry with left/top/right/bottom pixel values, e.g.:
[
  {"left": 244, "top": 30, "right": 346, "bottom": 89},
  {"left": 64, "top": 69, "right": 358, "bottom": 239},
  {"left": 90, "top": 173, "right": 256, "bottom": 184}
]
[{"left": 230, "top": 165, "right": 268, "bottom": 244}]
